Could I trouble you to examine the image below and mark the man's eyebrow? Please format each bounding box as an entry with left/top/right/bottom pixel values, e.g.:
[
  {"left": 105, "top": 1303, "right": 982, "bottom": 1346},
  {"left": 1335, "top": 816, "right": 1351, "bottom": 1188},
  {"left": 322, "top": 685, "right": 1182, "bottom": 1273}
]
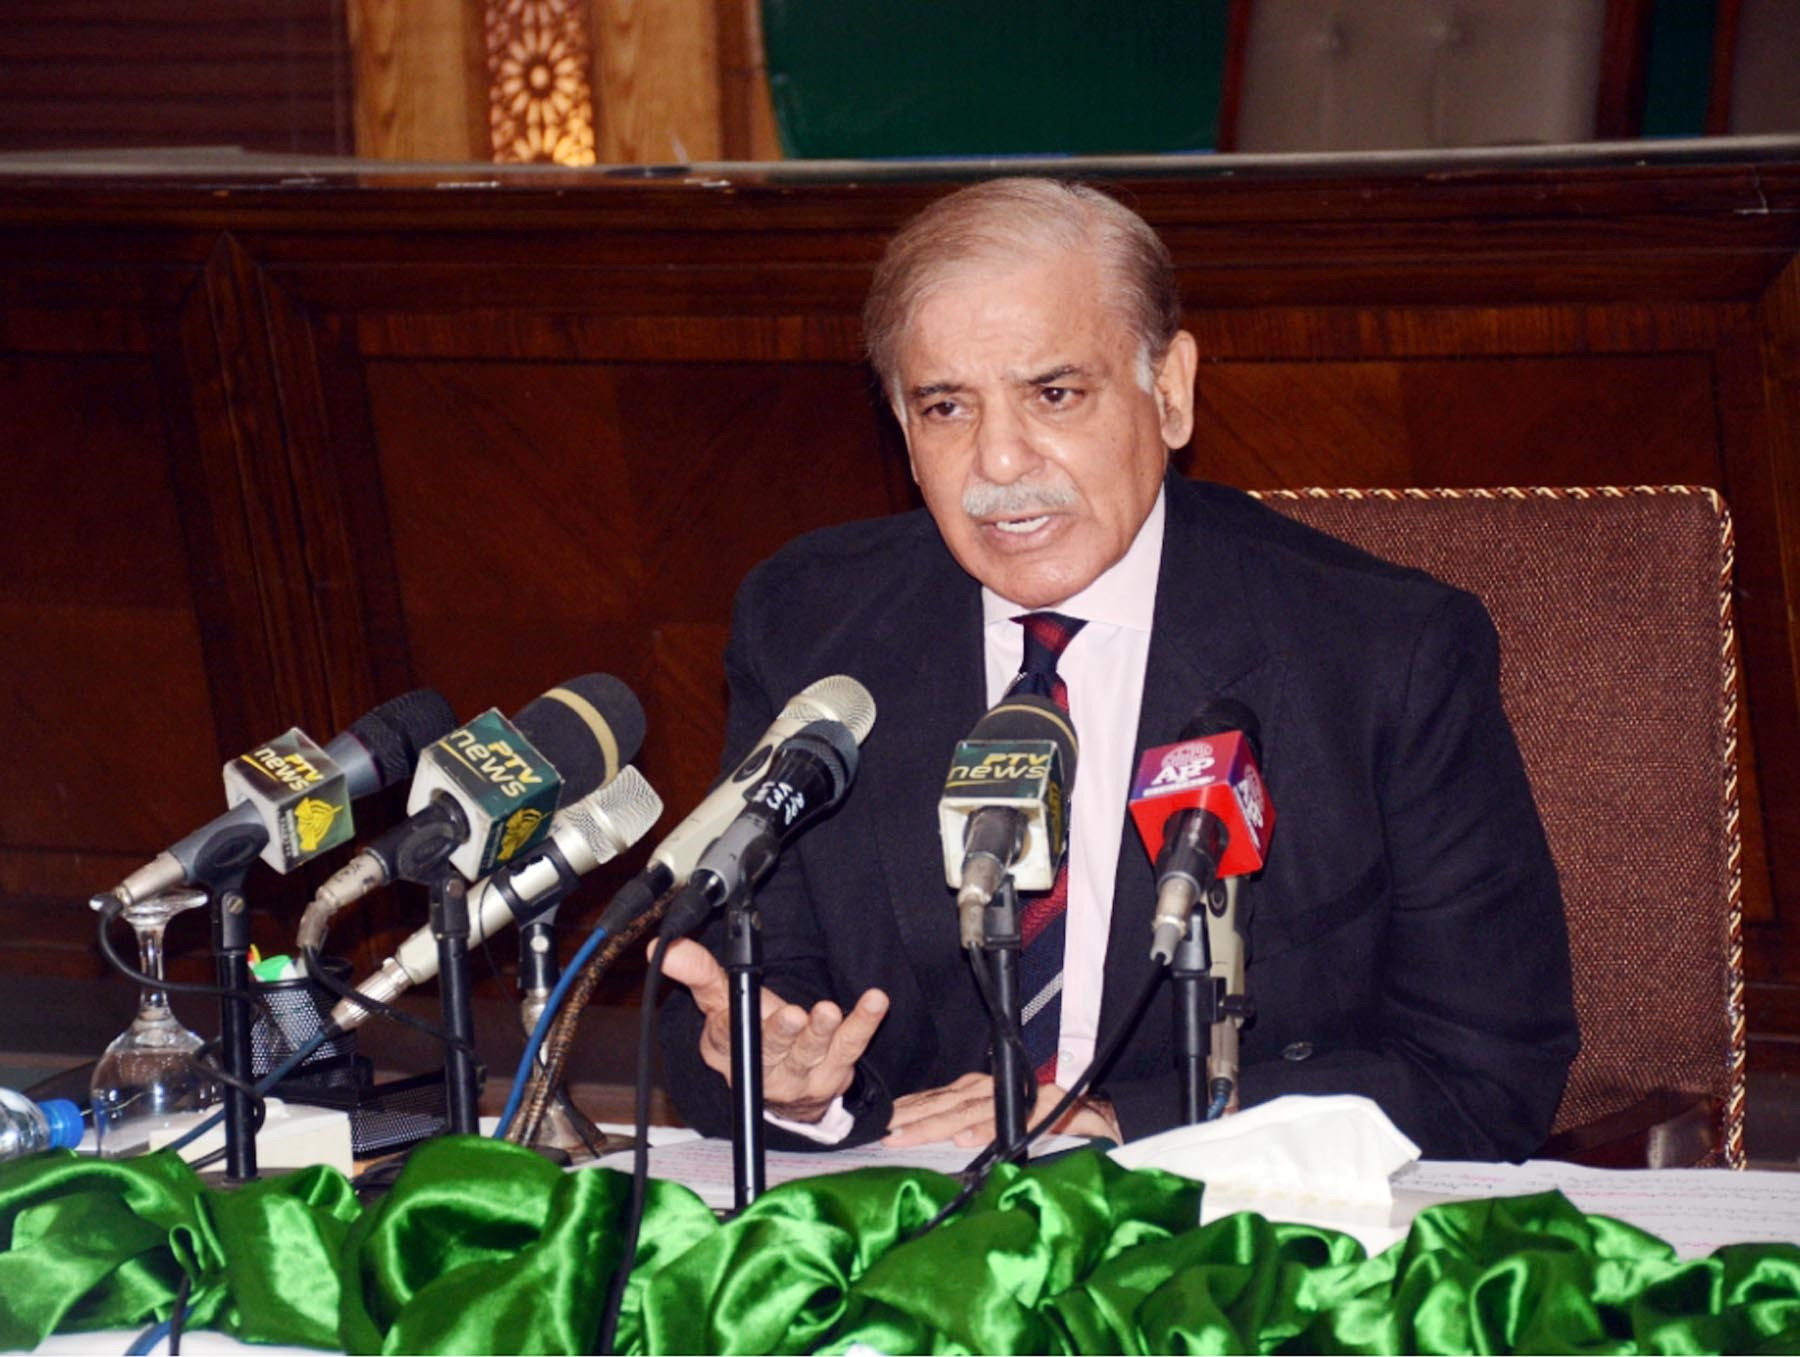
[
  {"left": 1021, "top": 364, "right": 1086, "bottom": 386},
  {"left": 906, "top": 380, "right": 965, "bottom": 401}
]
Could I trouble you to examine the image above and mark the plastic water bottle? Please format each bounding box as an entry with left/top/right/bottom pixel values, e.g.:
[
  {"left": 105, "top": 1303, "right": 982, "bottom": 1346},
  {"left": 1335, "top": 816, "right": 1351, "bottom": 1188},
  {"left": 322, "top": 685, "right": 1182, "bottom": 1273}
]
[{"left": 0, "top": 1087, "right": 85, "bottom": 1161}]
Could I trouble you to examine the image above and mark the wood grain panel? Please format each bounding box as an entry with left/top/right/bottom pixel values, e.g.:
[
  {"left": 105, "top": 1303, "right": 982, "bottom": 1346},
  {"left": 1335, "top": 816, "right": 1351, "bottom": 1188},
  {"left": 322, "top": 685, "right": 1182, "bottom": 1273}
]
[
  {"left": 0, "top": 0, "right": 352, "bottom": 155},
  {"left": 1192, "top": 355, "right": 1721, "bottom": 489},
  {"left": 0, "top": 352, "right": 222, "bottom": 977},
  {"left": 593, "top": 0, "right": 723, "bottom": 163},
  {"left": 349, "top": 0, "right": 486, "bottom": 161}
]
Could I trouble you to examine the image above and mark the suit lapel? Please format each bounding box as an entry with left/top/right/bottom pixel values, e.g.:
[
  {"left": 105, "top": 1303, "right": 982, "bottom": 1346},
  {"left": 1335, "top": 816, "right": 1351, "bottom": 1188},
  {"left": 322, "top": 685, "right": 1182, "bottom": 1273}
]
[
  {"left": 1097, "top": 476, "right": 1288, "bottom": 1059},
  {"left": 869, "top": 550, "right": 987, "bottom": 1039}
]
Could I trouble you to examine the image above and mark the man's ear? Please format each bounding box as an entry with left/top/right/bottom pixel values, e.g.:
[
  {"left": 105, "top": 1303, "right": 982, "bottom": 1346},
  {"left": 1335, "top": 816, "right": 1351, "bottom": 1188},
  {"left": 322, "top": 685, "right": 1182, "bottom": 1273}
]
[{"left": 1154, "top": 331, "right": 1199, "bottom": 449}]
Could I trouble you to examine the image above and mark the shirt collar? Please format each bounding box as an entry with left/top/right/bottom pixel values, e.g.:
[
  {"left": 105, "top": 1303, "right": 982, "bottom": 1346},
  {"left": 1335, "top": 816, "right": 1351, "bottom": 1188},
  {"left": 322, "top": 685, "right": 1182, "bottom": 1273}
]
[{"left": 980, "top": 485, "right": 1165, "bottom": 634}]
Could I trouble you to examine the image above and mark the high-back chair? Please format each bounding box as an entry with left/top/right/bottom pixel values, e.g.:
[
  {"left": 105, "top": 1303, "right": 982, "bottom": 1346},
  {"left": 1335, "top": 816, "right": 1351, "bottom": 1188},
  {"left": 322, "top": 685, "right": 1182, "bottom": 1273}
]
[
  {"left": 1251, "top": 485, "right": 1744, "bottom": 1168},
  {"left": 1221, "top": 0, "right": 1624, "bottom": 152}
]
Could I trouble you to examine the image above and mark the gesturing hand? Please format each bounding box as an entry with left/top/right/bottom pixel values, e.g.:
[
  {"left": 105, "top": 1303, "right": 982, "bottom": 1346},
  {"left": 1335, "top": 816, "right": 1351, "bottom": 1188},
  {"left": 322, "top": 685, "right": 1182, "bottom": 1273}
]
[{"left": 657, "top": 938, "right": 889, "bottom": 1124}]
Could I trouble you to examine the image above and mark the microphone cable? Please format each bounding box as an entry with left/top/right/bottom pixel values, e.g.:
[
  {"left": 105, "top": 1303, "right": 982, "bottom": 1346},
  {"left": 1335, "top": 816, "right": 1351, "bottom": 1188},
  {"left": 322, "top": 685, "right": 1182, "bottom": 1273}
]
[
  {"left": 94, "top": 893, "right": 274, "bottom": 1025},
  {"left": 125, "top": 1268, "right": 191, "bottom": 1356},
  {"left": 493, "top": 920, "right": 609, "bottom": 1139},
  {"left": 962, "top": 943, "right": 1037, "bottom": 1118},
  {"left": 905, "top": 964, "right": 1168, "bottom": 1243},
  {"left": 296, "top": 943, "right": 474, "bottom": 1059},
  {"left": 510, "top": 905, "right": 663, "bottom": 1147},
  {"left": 595, "top": 918, "right": 677, "bottom": 1357}
]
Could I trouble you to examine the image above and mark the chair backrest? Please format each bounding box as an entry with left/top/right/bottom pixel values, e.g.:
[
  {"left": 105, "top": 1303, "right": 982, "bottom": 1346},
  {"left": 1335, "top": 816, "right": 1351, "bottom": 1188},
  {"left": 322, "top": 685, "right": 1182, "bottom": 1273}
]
[
  {"left": 1252, "top": 485, "right": 1744, "bottom": 1168},
  {"left": 1227, "top": 0, "right": 1609, "bottom": 152},
  {"left": 1724, "top": 0, "right": 1800, "bottom": 135}
]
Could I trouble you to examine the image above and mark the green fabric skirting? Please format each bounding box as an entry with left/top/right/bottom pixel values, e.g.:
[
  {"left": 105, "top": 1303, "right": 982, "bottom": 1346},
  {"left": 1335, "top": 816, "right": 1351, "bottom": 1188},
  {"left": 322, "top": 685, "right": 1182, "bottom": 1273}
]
[{"left": 1, "top": 1138, "right": 1797, "bottom": 1354}]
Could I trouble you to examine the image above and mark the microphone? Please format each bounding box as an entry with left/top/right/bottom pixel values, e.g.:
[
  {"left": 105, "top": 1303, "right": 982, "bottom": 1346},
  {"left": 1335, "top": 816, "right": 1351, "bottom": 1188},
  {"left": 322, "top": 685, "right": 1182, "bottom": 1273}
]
[
  {"left": 660, "top": 720, "right": 861, "bottom": 936},
  {"left": 305, "top": 673, "right": 645, "bottom": 922},
  {"left": 598, "top": 675, "right": 876, "bottom": 931},
  {"left": 103, "top": 689, "right": 457, "bottom": 905},
  {"left": 328, "top": 765, "right": 664, "bottom": 1031},
  {"left": 1127, "top": 699, "right": 1274, "bottom": 964},
  {"left": 395, "top": 672, "right": 645, "bottom": 883},
  {"left": 938, "top": 694, "right": 1078, "bottom": 948}
]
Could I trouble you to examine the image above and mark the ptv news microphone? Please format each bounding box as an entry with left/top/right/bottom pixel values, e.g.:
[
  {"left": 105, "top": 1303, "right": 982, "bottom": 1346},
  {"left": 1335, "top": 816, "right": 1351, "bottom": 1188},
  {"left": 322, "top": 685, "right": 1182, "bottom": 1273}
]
[
  {"left": 1128, "top": 699, "right": 1274, "bottom": 965},
  {"left": 329, "top": 766, "right": 664, "bottom": 1031},
  {"left": 104, "top": 688, "right": 457, "bottom": 905},
  {"left": 939, "top": 693, "right": 1078, "bottom": 948},
  {"left": 366, "top": 673, "right": 645, "bottom": 886},
  {"left": 598, "top": 675, "right": 876, "bottom": 931}
]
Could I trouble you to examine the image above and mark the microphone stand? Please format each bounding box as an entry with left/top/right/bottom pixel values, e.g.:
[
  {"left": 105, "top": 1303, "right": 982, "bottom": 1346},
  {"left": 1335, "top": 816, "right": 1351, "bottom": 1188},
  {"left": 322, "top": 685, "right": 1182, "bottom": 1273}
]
[
  {"left": 427, "top": 869, "right": 481, "bottom": 1134},
  {"left": 1170, "top": 910, "right": 1214, "bottom": 1126},
  {"left": 724, "top": 897, "right": 766, "bottom": 1209},
  {"left": 211, "top": 869, "right": 257, "bottom": 1180},
  {"left": 982, "top": 879, "right": 1030, "bottom": 1162}
]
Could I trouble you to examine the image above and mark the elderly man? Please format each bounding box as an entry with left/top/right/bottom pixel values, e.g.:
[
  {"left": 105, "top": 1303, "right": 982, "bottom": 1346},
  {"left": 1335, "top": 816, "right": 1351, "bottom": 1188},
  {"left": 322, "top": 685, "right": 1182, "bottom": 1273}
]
[{"left": 659, "top": 177, "right": 1578, "bottom": 1159}]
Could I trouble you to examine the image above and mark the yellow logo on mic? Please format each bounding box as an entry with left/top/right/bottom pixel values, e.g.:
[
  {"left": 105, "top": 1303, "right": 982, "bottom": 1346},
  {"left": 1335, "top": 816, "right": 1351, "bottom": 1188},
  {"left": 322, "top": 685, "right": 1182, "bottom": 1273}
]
[
  {"left": 499, "top": 806, "right": 546, "bottom": 861},
  {"left": 294, "top": 797, "right": 343, "bottom": 853}
]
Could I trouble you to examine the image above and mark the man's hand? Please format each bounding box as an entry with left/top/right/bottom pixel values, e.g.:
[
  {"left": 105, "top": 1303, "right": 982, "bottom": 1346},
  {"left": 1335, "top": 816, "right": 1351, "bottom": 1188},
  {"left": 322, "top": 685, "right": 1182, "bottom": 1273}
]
[
  {"left": 657, "top": 938, "right": 889, "bottom": 1124},
  {"left": 883, "top": 1072, "right": 1123, "bottom": 1148}
]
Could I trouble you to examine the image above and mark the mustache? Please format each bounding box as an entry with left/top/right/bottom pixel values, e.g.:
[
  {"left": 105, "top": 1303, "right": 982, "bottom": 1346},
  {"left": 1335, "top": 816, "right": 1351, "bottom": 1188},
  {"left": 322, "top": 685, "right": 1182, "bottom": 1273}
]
[{"left": 962, "top": 479, "right": 1079, "bottom": 518}]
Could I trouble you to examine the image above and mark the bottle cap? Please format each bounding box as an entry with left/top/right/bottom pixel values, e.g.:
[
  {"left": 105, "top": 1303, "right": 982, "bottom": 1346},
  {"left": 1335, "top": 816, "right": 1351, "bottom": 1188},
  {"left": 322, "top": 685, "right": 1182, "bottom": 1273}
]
[{"left": 40, "top": 1099, "right": 85, "bottom": 1151}]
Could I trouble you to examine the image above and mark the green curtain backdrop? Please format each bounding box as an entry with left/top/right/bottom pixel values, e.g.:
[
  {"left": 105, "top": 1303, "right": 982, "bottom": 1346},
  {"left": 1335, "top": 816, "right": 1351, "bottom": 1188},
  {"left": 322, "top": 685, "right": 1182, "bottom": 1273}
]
[{"left": 761, "top": 2, "right": 1230, "bottom": 158}]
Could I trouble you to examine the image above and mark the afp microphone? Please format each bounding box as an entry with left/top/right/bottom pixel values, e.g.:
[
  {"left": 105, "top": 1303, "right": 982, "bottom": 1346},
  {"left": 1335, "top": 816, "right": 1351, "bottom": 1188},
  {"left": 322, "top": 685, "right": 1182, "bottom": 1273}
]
[
  {"left": 1128, "top": 699, "right": 1274, "bottom": 964},
  {"left": 660, "top": 720, "right": 861, "bottom": 938},
  {"left": 598, "top": 675, "right": 875, "bottom": 931},
  {"left": 938, "top": 693, "right": 1078, "bottom": 948},
  {"left": 329, "top": 765, "right": 664, "bottom": 1031},
  {"left": 104, "top": 688, "right": 457, "bottom": 906}
]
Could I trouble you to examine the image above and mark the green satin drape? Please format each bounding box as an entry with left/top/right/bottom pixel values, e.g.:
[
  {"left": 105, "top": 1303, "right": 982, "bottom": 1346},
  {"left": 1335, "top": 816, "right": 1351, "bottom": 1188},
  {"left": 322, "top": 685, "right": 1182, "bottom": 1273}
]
[{"left": 3, "top": 1137, "right": 1797, "bottom": 1354}]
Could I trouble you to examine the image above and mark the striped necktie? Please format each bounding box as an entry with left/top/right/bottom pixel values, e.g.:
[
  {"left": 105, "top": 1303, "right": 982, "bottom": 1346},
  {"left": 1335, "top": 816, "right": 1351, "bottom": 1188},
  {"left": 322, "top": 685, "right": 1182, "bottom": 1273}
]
[{"left": 1008, "top": 611, "right": 1085, "bottom": 1084}]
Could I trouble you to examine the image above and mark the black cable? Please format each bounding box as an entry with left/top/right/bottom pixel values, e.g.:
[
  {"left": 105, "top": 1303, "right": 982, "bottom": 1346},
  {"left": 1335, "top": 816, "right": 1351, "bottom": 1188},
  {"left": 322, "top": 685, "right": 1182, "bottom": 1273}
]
[
  {"left": 596, "top": 932, "right": 670, "bottom": 1356},
  {"left": 96, "top": 894, "right": 273, "bottom": 1020},
  {"left": 963, "top": 943, "right": 1035, "bottom": 1113},
  {"left": 906, "top": 965, "right": 1169, "bottom": 1243},
  {"left": 167, "top": 1272, "right": 192, "bottom": 1355},
  {"left": 297, "top": 943, "right": 474, "bottom": 1056},
  {"left": 193, "top": 1038, "right": 268, "bottom": 1136}
]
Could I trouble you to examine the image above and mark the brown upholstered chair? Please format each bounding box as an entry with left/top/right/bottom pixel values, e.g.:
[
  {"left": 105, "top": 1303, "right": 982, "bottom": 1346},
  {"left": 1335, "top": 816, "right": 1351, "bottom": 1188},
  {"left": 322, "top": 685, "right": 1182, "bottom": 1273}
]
[
  {"left": 1221, "top": 0, "right": 1619, "bottom": 152},
  {"left": 1250, "top": 485, "right": 1745, "bottom": 1168}
]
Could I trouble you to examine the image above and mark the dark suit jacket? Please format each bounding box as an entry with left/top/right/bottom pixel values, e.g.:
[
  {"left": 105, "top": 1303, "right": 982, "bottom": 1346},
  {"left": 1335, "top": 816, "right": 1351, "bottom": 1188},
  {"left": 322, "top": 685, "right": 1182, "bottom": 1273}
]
[{"left": 660, "top": 474, "right": 1578, "bottom": 1160}]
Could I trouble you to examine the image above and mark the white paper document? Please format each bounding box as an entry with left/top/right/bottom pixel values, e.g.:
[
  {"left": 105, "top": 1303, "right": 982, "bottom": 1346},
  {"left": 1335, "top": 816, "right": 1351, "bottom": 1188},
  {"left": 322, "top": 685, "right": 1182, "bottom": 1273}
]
[
  {"left": 1391, "top": 1159, "right": 1800, "bottom": 1260},
  {"left": 592, "top": 1134, "right": 1089, "bottom": 1212}
]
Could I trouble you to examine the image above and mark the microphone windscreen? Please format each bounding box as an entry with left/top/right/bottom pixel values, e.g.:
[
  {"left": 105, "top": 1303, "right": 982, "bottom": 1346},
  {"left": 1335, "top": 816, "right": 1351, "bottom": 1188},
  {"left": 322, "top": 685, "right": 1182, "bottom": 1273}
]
[
  {"left": 785, "top": 675, "right": 877, "bottom": 744},
  {"left": 1179, "top": 698, "right": 1262, "bottom": 763},
  {"left": 349, "top": 688, "right": 458, "bottom": 788},
  {"left": 965, "top": 693, "right": 1078, "bottom": 781},
  {"left": 514, "top": 673, "right": 646, "bottom": 801},
  {"left": 787, "top": 718, "right": 860, "bottom": 801}
]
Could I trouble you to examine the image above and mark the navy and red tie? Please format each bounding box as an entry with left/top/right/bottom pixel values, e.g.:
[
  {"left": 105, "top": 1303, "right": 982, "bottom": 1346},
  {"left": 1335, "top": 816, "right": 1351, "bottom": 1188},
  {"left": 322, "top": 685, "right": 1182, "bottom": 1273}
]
[{"left": 1008, "top": 610, "right": 1085, "bottom": 1084}]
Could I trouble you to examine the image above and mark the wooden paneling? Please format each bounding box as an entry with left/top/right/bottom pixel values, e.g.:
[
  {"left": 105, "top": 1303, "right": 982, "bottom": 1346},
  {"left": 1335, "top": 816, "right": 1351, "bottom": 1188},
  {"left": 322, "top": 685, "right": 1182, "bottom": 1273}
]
[
  {"left": 593, "top": 0, "right": 722, "bottom": 163},
  {"left": 1190, "top": 355, "right": 1722, "bottom": 489},
  {"left": 1, "top": 156, "right": 1798, "bottom": 1054},
  {"left": 349, "top": 0, "right": 485, "bottom": 161},
  {"left": 0, "top": 1, "right": 352, "bottom": 155}
]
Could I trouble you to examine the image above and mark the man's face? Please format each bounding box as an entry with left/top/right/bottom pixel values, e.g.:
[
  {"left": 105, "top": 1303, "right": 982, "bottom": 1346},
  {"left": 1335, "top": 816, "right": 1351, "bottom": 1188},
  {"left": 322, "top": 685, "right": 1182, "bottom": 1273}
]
[{"left": 893, "top": 246, "right": 1197, "bottom": 608}]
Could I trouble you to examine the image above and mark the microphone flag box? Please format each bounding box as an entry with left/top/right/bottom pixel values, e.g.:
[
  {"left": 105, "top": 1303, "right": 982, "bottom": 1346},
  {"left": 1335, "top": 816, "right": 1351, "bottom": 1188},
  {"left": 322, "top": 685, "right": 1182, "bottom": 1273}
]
[
  {"left": 1128, "top": 731, "right": 1273, "bottom": 878},
  {"left": 408, "top": 708, "right": 561, "bottom": 880},
  {"left": 939, "top": 739, "right": 1067, "bottom": 892},
  {"left": 223, "top": 729, "right": 353, "bottom": 872}
]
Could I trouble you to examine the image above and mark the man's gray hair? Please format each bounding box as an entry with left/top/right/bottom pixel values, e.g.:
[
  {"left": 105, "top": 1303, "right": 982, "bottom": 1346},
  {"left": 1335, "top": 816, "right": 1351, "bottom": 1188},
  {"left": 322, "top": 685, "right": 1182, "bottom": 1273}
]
[{"left": 863, "top": 178, "right": 1182, "bottom": 402}]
